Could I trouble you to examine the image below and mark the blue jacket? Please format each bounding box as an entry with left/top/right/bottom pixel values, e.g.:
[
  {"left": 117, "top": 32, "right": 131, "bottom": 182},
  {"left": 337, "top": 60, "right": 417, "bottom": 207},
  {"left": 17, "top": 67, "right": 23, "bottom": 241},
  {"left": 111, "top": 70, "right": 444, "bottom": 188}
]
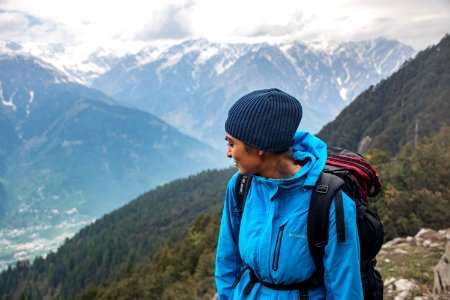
[{"left": 215, "top": 131, "right": 363, "bottom": 299}]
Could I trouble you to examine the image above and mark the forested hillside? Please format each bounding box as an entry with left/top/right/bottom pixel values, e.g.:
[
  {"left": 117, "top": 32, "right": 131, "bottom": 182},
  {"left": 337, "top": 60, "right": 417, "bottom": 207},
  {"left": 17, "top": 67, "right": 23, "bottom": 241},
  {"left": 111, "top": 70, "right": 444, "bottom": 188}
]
[
  {"left": 0, "top": 168, "right": 235, "bottom": 299},
  {"left": 368, "top": 126, "right": 450, "bottom": 239},
  {"left": 78, "top": 213, "right": 221, "bottom": 300},
  {"left": 369, "top": 126, "right": 450, "bottom": 241},
  {"left": 318, "top": 34, "right": 449, "bottom": 154}
]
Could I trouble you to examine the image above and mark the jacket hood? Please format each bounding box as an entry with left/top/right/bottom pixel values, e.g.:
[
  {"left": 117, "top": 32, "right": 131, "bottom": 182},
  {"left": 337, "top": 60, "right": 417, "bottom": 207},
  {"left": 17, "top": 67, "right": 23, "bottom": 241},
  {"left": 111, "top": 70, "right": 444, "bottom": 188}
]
[
  {"left": 253, "top": 131, "right": 327, "bottom": 189},
  {"left": 290, "top": 130, "right": 327, "bottom": 187}
]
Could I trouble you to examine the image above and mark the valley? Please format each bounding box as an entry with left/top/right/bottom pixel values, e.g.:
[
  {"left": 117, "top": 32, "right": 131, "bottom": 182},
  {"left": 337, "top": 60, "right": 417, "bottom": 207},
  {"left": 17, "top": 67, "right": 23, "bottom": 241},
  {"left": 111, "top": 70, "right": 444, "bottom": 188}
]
[{"left": 0, "top": 214, "right": 93, "bottom": 271}]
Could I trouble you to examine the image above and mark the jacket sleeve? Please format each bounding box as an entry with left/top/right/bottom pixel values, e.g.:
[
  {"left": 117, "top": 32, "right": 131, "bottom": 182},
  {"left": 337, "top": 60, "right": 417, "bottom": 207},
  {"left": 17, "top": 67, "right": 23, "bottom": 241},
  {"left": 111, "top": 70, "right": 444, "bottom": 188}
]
[
  {"left": 215, "top": 173, "right": 244, "bottom": 300},
  {"left": 323, "top": 191, "right": 363, "bottom": 299}
]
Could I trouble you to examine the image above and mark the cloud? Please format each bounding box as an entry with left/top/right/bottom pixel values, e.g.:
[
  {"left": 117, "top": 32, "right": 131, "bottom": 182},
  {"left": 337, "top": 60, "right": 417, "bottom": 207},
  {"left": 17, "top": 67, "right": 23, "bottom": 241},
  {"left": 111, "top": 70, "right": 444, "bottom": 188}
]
[
  {"left": 243, "top": 12, "right": 314, "bottom": 38},
  {"left": 1, "top": 0, "right": 448, "bottom": 52},
  {"left": 0, "top": 9, "right": 71, "bottom": 44},
  {"left": 26, "top": 22, "right": 72, "bottom": 43},
  {"left": 0, "top": 11, "right": 29, "bottom": 37},
  {"left": 135, "top": 1, "right": 195, "bottom": 40},
  {"left": 341, "top": 3, "right": 450, "bottom": 49}
]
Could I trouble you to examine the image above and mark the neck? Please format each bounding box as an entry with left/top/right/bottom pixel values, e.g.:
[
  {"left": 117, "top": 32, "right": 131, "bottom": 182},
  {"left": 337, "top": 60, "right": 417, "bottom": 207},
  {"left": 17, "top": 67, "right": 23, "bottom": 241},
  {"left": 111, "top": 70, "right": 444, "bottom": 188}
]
[{"left": 259, "top": 152, "right": 301, "bottom": 179}]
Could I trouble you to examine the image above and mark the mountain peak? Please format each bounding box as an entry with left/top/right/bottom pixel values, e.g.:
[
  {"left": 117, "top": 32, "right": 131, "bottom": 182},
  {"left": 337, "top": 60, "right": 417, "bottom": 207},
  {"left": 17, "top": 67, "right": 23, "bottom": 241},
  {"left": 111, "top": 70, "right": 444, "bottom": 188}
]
[{"left": 89, "top": 37, "right": 416, "bottom": 148}]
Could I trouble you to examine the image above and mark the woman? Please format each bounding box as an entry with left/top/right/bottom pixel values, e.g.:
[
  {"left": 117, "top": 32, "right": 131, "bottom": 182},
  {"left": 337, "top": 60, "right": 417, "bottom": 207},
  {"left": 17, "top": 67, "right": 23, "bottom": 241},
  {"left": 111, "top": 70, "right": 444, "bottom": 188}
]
[{"left": 215, "top": 88, "right": 363, "bottom": 299}]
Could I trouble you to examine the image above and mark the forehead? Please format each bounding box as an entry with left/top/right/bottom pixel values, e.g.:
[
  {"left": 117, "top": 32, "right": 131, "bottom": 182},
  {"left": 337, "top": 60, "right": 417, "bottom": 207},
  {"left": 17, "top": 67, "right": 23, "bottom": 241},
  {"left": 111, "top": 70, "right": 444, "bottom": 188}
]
[
  {"left": 225, "top": 134, "right": 244, "bottom": 144},
  {"left": 225, "top": 133, "right": 235, "bottom": 141},
  {"left": 226, "top": 134, "right": 257, "bottom": 151}
]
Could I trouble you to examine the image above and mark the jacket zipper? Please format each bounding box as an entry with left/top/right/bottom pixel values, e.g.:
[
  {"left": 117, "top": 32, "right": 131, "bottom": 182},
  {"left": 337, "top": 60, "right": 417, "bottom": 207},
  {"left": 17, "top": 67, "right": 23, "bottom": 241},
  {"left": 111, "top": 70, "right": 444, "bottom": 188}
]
[{"left": 272, "top": 223, "right": 286, "bottom": 271}]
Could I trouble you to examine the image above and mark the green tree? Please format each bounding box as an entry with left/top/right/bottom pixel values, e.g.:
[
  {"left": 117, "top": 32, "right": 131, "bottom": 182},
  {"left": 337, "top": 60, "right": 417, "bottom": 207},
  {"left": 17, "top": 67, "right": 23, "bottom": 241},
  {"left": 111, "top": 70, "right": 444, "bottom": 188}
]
[{"left": 374, "top": 126, "right": 450, "bottom": 240}]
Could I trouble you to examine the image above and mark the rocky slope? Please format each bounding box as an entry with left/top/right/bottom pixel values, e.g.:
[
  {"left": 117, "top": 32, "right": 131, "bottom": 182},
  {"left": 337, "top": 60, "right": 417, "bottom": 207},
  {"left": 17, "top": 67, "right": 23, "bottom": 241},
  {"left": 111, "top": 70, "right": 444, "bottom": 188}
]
[{"left": 378, "top": 228, "right": 450, "bottom": 299}]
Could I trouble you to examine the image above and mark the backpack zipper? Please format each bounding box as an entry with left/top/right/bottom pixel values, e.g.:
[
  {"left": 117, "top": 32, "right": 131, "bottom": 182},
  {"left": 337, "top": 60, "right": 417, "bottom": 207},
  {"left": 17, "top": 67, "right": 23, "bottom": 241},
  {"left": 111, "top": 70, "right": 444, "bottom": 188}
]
[{"left": 272, "top": 223, "right": 286, "bottom": 271}]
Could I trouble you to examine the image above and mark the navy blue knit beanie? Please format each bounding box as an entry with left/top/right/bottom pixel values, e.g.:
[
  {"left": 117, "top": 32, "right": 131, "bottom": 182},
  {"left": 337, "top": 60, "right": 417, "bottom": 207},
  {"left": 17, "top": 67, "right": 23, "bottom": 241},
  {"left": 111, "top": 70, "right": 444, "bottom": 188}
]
[{"left": 225, "top": 88, "right": 302, "bottom": 152}]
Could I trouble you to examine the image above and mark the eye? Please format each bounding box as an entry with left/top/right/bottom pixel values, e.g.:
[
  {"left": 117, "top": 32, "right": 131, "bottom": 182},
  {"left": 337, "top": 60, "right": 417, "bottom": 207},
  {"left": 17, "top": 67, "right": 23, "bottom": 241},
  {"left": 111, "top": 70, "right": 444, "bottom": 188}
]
[{"left": 225, "top": 137, "right": 233, "bottom": 147}]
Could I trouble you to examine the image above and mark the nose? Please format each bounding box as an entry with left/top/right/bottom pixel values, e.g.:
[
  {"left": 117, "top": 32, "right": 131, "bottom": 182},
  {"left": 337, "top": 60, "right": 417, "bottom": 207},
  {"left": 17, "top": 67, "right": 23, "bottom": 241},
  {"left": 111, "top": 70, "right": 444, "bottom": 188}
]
[{"left": 226, "top": 146, "right": 232, "bottom": 158}]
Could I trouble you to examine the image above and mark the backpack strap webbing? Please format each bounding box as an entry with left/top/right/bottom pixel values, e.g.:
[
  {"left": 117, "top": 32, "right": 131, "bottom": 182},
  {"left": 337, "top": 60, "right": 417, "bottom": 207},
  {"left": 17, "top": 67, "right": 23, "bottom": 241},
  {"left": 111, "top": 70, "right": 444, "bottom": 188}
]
[
  {"left": 238, "top": 265, "right": 322, "bottom": 298},
  {"left": 334, "top": 190, "right": 346, "bottom": 243},
  {"left": 235, "top": 174, "right": 253, "bottom": 217},
  {"left": 307, "top": 172, "right": 346, "bottom": 279}
]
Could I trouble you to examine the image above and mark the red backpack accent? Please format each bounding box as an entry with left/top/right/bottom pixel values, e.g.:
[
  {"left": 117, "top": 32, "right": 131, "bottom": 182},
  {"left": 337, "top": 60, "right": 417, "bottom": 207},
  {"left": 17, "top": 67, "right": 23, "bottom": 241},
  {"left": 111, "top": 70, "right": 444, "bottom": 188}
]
[{"left": 326, "top": 147, "right": 382, "bottom": 201}]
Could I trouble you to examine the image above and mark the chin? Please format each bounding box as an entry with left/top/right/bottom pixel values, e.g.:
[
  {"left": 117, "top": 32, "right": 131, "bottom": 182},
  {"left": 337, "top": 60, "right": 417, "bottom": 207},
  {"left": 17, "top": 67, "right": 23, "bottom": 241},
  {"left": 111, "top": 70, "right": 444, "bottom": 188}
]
[{"left": 238, "top": 169, "right": 252, "bottom": 175}]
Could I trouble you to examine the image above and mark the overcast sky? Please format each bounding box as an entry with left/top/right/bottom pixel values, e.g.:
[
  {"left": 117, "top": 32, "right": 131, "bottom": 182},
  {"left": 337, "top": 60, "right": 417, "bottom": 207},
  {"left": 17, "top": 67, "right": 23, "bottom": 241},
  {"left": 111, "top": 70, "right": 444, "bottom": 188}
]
[{"left": 1, "top": 0, "right": 449, "bottom": 57}]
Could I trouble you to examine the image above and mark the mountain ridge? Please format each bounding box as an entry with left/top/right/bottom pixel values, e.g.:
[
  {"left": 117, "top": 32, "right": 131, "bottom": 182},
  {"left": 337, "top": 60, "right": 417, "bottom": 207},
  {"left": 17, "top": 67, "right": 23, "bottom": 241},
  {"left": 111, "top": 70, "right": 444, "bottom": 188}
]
[
  {"left": 317, "top": 34, "right": 450, "bottom": 154},
  {"left": 0, "top": 38, "right": 415, "bottom": 149},
  {"left": 0, "top": 52, "right": 228, "bottom": 222},
  {"left": 91, "top": 38, "right": 415, "bottom": 148}
]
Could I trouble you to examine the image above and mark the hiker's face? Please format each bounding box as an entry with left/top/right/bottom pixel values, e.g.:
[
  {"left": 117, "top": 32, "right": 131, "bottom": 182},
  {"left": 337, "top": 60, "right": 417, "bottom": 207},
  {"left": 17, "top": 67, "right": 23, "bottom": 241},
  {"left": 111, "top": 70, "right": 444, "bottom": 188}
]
[{"left": 226, "top": 134, "right": 263, "bottom": 175}]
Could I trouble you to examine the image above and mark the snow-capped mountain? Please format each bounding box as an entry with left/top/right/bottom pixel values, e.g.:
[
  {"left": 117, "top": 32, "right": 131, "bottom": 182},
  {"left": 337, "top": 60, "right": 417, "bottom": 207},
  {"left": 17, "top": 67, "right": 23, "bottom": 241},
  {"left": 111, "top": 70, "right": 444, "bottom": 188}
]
[
  {"left": 0, "top": 38, "right": 415, "bottom": 149},
  {"left": 91, "top": 38, "right": 415, "bottom": 148},
  {"left": 0, "top": 52, "right": 228, "bottom": 228},
  {"left": 0, "top": 41, "right": 121, "bottom": 85}
]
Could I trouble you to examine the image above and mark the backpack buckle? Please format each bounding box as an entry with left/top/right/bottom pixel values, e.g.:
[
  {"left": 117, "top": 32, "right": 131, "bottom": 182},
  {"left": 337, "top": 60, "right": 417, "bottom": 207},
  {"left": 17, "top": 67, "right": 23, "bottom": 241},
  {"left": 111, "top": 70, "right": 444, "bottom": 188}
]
[{"left": 316, "top": 185, "right": 329, "bottom": 194}]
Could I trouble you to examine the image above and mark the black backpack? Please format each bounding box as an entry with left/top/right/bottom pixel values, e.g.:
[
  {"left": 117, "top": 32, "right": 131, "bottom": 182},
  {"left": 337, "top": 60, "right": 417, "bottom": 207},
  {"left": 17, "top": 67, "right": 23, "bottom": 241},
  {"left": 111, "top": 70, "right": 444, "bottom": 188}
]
[{"left": 234, "top": 147, "right": 384, "bottom": 300}]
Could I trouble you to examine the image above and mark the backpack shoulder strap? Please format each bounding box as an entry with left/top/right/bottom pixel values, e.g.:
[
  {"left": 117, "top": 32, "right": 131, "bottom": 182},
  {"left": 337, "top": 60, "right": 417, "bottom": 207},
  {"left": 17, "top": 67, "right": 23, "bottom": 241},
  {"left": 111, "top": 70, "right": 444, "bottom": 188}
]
[
  {"left": 235, "top": 174, "right": 253, "bottom": 218},
  {"left": 307, "top": 172, "right": 346, "bottom": 278}
]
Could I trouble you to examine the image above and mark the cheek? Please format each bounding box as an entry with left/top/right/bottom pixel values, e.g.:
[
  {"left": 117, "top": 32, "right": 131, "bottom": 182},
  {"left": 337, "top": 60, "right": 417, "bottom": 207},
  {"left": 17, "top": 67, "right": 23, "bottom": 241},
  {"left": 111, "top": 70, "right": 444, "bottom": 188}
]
[
  {"left": 232, "top": 150, "right": 240, "bottom": 160},
  {"left": 233, "top": 152, "right": 245, "bottom": 165}
]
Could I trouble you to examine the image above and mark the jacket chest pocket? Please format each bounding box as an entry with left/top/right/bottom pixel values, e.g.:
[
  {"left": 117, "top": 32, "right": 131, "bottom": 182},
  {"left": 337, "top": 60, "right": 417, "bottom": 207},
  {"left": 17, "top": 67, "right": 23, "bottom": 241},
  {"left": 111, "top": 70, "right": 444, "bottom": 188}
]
[
  {"left": 272, "top": 223, "right": 286, "bottom": 271},
  {"left": 271, "top": 216, "right": 314, "bottom": 283}
]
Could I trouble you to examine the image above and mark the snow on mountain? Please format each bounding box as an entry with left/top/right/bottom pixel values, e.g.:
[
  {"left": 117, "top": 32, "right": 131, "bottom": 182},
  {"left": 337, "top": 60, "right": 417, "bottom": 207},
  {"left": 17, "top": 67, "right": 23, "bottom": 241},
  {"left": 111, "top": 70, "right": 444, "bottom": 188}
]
[
  {"left": 0, "top": 41, "right": 121, "bottom": 85},
  {"left": 89, "top": 38, "right": 415, "bottom": 148},
  {"left": 0, "top": 38, "right": 416, "bottom": 148}
]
